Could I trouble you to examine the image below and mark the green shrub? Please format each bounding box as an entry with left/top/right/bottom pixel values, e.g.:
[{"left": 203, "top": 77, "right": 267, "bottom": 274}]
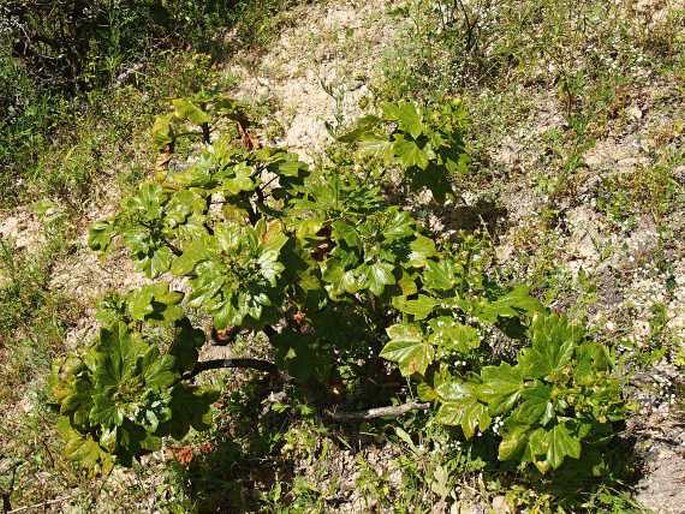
[{"left": 51, "top": 95, "right": 625, "bottom": 478}]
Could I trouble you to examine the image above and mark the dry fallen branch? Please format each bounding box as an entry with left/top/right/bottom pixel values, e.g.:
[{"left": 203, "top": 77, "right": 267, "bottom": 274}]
[
  {"left": 187, "top": 358, "right": 280, "bottom": 378},
  {"left": 326, "top": 401, "right": 431, "bottom": 421},
  {"left": 186, "top": 357, "right": 431, "bottom": 422}
]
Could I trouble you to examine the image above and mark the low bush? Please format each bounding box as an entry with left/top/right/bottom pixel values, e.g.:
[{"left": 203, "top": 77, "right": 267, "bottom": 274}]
[{"left": 51, "top": 94, "right": 626, "bottom": 480}]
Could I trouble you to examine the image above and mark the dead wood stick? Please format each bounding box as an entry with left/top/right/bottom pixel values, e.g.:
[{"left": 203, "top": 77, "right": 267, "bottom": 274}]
[
  {"left": 326, "top": 401, "right": 431, "bottom": 421},
  {"left": 186, "top": 358, "right": 279, "bottom": 378}
]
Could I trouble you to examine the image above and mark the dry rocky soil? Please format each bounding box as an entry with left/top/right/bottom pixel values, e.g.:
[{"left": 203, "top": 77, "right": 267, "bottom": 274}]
[{"left": 1, "top": 0, "right": 684, "bottom": 511}]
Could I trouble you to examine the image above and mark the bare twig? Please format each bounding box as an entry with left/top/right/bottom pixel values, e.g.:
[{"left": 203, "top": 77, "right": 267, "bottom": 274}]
[
  {"left": 7, "top": 494, "right": 77, "bottom": 514},
  {"left": 234, "top": 114, "right": 257, "bottom": 150},
  {"left": 262, "top": 325, "right": 278, "bottom": 340},
  {"left": 165, "top": 241, "right": 182, "bottom": 257},
  {"left": 256, "top": 175, "right": 280, "bottom": 195},
  {"left": 326, "top": 401, "right": 431, "bottom": 422},
  {"left": 186, "top": 358, "right": 279, "bottom": 378},
  {"left": 115, "top": 62, "right": 144, "bottom": 85},
  {"left": 454, "top": 0, "right": 475, "bottom": 51}
]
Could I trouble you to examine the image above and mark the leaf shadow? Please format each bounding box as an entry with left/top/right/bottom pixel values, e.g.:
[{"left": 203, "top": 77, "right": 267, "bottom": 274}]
[{"left": 436, "top": 198, "right": 509, "bottom": 236}]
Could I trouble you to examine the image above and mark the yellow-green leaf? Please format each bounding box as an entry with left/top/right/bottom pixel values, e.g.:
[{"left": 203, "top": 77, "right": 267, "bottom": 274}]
[{"left": 380, "top": 324, "right": 434, "bottom": 376}]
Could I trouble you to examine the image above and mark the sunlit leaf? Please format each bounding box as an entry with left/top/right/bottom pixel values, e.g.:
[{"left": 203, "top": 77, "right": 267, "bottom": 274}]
[{"left": 380, "top": 323, "right": 434, "bottom": 376}]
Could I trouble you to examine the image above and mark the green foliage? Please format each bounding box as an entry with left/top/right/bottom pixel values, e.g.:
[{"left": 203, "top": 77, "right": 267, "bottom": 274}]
[
  {"left": 53, "top": 96, "right": 625, "bottom": 478},
  {"left": 150, "top": 95, "right": 249, "bottom": 151},
  {"left": 2, "top": 0, "right": 241, "bottom": 93},
  {"left": 50, "top": 318, "right": 217, "bottom": 471},
  {"left": 0, "top": 230, "right": 72, "bottom": 385},
  {"left": 429, "top": 312, "right": 624, "bottom": 472},
  {"left": 339, "top": 99, "right": 469, "bottom": 201},
  {"left": 0, "top": 239, "right": 53, "bottom": 341},
  {"left": 0, "top": 0, "right": 296, "bottom": 209}
]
